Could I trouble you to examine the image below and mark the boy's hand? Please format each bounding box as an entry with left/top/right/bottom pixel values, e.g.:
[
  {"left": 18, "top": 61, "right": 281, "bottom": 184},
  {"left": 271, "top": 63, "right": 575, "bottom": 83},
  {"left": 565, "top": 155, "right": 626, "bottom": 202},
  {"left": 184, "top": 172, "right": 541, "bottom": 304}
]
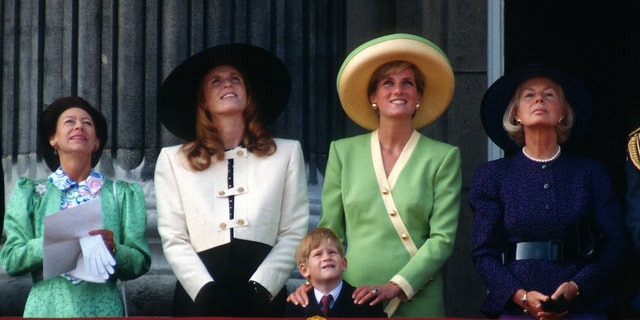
[
  {"left": 286, "top": 282, "right": 312, "bottom": 307},
  {"left": 353, "top": 282, "right": 402, "bottom": 305}
]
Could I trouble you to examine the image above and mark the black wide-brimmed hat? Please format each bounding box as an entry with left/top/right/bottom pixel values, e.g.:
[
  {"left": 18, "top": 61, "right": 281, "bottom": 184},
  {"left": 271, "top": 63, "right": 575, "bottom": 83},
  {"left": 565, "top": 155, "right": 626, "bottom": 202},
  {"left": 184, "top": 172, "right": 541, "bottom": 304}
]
[
  {"left": 480, "top": 65, "right": 593, "bottom": 153},
  {"left": 157, "top": 43, "right": 291, "bottom": 141}
]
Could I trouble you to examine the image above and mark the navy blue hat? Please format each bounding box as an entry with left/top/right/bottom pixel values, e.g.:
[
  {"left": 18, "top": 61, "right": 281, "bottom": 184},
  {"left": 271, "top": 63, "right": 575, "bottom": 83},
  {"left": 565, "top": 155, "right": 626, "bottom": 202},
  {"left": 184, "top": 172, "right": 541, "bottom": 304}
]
[
  {"left": 158, "top": 43, "right": 291, "bottom": 141},
  {"left": 480, "top": 65, "right": 593, "bottom": 153}
]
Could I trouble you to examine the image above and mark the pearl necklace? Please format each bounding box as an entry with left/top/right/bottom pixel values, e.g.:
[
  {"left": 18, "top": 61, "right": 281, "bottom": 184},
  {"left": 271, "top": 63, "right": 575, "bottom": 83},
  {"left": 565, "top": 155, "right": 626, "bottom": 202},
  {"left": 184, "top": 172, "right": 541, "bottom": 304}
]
[{"left": 522, "top": 145, "right": 561, "bottom": 162}]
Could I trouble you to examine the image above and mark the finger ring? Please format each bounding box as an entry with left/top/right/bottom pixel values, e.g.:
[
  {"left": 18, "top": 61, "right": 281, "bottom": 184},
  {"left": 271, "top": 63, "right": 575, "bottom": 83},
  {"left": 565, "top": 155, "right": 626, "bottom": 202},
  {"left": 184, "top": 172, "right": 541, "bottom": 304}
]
[{"left": 371, "top": 288, "right": 379, "bottom": 296}]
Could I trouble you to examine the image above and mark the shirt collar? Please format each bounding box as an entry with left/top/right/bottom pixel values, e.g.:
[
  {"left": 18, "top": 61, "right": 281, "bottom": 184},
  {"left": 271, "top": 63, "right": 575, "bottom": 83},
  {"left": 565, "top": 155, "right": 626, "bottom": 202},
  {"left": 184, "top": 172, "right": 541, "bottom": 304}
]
[
  {"left": 314, "top": 281, "right": 343, "bottom": 305},
  {"left": 48, "top": 167, "right": 104, "bottom": 195}
]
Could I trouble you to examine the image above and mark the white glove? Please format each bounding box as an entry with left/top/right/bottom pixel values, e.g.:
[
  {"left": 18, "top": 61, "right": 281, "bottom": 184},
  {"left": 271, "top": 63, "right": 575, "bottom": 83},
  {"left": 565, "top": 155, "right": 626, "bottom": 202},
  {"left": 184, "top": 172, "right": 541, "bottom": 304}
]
[{"left": 79, "top": 234, "right": 116, "bottom": 280}]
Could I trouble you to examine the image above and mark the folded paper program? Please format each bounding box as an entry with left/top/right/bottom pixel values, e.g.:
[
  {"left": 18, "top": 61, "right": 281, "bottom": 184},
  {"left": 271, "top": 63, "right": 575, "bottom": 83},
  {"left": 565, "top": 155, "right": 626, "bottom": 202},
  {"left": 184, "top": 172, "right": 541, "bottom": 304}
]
[{"left": 43, "top": 199, "right": 105, "bottom": 280}]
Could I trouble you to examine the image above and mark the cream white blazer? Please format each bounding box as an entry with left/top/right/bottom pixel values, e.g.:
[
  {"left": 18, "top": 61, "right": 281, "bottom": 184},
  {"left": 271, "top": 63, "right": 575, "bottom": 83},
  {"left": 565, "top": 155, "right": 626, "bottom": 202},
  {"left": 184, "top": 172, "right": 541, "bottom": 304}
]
[{"left": 155, "top": 138, "right": 310, "bottom": 300}]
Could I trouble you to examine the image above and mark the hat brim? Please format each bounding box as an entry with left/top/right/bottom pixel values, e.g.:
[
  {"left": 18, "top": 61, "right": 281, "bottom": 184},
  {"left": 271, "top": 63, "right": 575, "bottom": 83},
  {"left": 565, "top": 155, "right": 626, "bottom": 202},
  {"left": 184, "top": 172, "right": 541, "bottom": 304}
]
[
  {"left": 480, "top": 65, "right": 593, "bottom": 153},
  {"left": 157, "top": 44, "right": 291, "bottom": 141},
  {"left": 337, "top": 33, "right": 455, "bottom": 130}
]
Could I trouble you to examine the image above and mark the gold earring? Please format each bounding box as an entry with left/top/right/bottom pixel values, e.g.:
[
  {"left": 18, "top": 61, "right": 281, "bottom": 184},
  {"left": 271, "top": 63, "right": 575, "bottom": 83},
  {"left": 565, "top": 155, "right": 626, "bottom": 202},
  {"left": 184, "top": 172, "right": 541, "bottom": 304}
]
[
  {"left": 516, "top": 119, "right": 522, "bottom": 125},
  {"left": 371, "top": 103, "right": 378, "bottom": 110},
  {"left": 559, "top": 118, "right": 564, "bottom": 125}
]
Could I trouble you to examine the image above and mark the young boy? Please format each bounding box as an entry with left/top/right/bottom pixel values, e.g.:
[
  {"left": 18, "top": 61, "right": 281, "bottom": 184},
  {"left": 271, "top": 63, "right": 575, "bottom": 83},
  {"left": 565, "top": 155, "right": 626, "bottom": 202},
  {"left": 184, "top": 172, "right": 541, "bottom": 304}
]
[{"left": 285, "top": 228, "right": 386, "bottom": 318}]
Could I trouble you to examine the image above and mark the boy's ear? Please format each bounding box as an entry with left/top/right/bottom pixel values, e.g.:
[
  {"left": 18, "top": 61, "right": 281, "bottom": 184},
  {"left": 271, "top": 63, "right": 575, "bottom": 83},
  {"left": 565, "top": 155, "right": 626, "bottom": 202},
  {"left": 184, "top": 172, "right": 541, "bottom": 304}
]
[
  {"left": 341, "top": 257, "right": 348, "bottom": 271},
  {"left": 299, "top": 263, "right": 310, "bottom": 278}
]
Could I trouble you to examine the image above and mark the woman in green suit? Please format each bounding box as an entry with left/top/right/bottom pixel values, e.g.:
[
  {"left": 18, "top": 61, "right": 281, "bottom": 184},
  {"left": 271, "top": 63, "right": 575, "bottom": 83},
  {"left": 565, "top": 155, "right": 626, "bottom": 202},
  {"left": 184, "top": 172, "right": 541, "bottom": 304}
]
[
  {"left": 288, "top": 33, "right": 461, "bottom": 317},
  {"left": 0, "top": 96, "right": 151, "bottom": 317}
]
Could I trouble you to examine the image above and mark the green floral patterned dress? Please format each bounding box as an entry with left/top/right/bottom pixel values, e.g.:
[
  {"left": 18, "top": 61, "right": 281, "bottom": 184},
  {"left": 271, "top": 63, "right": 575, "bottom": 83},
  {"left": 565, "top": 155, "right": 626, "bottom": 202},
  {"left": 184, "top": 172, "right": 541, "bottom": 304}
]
[{"left": 0, "top": 173, "right": 151, "bottom": 317}]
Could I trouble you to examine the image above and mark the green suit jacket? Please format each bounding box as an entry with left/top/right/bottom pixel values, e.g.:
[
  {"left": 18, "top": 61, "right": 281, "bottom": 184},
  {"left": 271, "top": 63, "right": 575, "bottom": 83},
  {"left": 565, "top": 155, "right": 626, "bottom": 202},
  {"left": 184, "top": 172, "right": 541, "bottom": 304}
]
[
  {"left": 1, "top": 178, "right": 151, "bottom": 317},
  {"left": 319, "top": 131, "right": 461, "bottom": 317}
]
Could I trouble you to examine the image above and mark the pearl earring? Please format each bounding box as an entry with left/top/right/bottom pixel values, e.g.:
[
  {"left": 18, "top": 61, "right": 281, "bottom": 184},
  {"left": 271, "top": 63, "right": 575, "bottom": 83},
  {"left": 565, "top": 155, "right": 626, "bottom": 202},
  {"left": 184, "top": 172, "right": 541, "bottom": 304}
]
[{"left": 371, "top": 103, "right": 378, "bottom": 110}]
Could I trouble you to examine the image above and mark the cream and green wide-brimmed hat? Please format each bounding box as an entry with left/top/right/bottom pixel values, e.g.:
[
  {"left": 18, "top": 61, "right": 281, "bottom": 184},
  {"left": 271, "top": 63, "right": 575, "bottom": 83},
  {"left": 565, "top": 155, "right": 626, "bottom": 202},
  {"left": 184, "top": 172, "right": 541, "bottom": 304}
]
[{"left": 336, "top": 33, "right": 455, "bottom": 130}]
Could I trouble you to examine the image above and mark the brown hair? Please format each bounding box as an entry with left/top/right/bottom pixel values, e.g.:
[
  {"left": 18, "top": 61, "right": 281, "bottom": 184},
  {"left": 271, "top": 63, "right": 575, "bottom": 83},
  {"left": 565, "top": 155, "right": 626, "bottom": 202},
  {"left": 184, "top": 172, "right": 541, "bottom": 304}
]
[
  {"left": 182, "top": 68, "right": 276, "bottom": 171},
  {"left": 295, "top": 227, "right": 345, "bottom": 265}
]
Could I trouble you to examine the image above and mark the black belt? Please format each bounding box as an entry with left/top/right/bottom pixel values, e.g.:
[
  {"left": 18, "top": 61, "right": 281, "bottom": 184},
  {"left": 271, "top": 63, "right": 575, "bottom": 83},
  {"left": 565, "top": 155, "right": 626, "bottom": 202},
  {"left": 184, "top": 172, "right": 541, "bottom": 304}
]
[{"left": 504, "top": 240, "right": 568, "bottom": 263}]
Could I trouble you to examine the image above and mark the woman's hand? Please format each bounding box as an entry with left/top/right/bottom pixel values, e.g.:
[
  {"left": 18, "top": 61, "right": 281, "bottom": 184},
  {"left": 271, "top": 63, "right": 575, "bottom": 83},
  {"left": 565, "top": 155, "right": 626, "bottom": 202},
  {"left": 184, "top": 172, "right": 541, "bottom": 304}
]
[
  {"left": 515, "top": 287, "right": 574, "bottom": 320},
  {"left": 514, "top": 289, "right": 547, "bottom": 318},
  {"left": 535, "top": 281, "right": 579, "bottom": 320},
  {"left": 89, "top": 229, "right": 116, "bottom": 256},
  {"left": 537, "top": 310, "right": 569, "bottom": 320},
  {"left": 550, "top": 281, "right": 579, "bottom": 302},
  {"left": 353, "top": 282, "right": 402, "bottom": 306},
  {"left": 286, "top": 282, "right": 312, "bottom": 307}
]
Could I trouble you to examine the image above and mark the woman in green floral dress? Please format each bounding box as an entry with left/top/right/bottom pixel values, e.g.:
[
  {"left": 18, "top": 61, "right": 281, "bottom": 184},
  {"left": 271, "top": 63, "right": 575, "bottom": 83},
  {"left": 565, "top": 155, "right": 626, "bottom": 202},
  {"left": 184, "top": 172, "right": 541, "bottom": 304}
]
[{"left": 0, "top": 96, "right": 151, "bottom": 317}]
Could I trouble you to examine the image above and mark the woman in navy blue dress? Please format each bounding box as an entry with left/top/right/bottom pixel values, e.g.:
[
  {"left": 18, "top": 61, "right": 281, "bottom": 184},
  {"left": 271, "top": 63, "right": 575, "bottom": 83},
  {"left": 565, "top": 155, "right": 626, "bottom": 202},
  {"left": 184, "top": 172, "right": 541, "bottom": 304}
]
[{"left": 470, "top": 65, "right": 625, "bottom": 319}]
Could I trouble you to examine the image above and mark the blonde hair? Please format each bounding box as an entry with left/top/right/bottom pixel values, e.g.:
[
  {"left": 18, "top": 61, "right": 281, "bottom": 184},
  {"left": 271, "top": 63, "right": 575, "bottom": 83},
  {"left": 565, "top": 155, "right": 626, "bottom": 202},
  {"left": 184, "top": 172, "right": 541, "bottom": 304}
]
[
  {"left": 182, "top": 68, "right": 276, "bottom": 171},
  {"left": 295, "top": 228, "right": 345, "bottom": 265},
  {"left": 502, "top": 77, "right": 574, "bottom": 146},
  {"left": 367, "top": 61, "right": 425, "bottom": 98}
]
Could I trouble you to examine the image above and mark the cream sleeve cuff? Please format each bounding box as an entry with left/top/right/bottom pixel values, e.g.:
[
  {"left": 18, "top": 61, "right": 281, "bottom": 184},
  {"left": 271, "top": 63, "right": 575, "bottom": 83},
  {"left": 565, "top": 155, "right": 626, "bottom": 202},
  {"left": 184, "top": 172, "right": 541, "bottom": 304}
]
[{"left": 390, "top": 275, "right": 414, "bottom": 301}]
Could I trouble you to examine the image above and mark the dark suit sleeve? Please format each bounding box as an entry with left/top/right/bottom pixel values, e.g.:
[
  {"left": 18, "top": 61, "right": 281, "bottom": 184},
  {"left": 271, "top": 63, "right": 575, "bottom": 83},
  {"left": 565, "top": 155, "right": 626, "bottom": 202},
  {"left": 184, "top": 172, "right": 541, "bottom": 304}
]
[
  {"left": 284, "top": 302, "right": 303, "bottom": 317},
  {"left": 338, "top": 281, "right": 387, "bottom": 318},
  {"left": 626, "top": 158, "right": 640, "bottom": 260},
  {"left": 284, "top": 291, "right": 319, "bottom": 318},
  {"left": 352, "top": 299, "right": 387, "bottom": 318}
]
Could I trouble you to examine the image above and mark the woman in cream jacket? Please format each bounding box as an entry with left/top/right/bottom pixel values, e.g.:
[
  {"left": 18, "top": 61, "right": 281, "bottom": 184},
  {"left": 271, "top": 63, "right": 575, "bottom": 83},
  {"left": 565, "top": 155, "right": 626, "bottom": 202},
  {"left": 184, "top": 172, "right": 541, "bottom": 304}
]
[{"left": 155, "top": 44, "right": 309, "bottom": 317}]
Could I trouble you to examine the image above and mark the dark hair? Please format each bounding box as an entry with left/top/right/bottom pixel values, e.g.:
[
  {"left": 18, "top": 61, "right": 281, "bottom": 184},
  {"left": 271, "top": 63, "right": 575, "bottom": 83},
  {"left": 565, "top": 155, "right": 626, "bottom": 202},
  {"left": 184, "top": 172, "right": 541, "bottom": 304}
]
[{"left": 39, "top": 96, "right": 108, "bottom": 171}]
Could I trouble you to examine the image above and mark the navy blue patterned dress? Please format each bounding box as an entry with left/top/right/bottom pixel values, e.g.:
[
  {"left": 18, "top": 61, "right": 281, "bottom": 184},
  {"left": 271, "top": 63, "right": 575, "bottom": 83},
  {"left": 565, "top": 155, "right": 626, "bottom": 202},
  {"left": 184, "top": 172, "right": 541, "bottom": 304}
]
[{"left": 470, "top": 151, "right": 625, "bottom": 317}]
